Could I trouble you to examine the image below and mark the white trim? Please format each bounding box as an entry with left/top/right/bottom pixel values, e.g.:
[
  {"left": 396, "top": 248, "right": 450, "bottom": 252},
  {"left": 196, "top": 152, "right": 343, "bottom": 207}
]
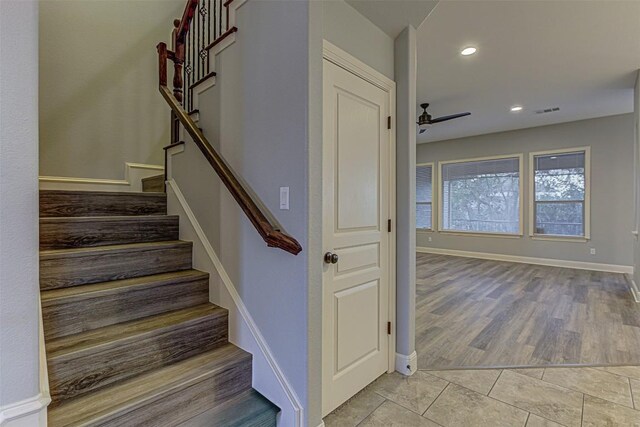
[
  {"left": 530, "top": 235, "right": 588, "bottom": 243},
  {"left": 322, "top": 41, "right": 395, "bottom": 92},
  {"left": 626, "top": 275, "right": 640, "bottom": 303},
  {"left": 395, "top": 351, "right": 418, "bottom": 376},
  {"left": 437, "top": 153, "right": 524, "bottom": 236},
  {"left": 322, "top": 40, "right": 397, "bottom": 372},
  {"left": 0, "top": 394, "right": 49, "bottom": 426},
  {"left": 190, "top": 0, "right": 249, "bottom": 121},
  {"left": 388, "top": 78, "right": 397, "bottom": 376},
  {"left": 189, "top": 76, "right": 216, "bottom": 123},
  {"left": 185, "top": 0, "right": 251, "bottom": 122},
  {"left": 416, "top": 162, "right": 435, "bottom": 232},
  {"left": 528, "top": 146, "right": 591, "bottom": 240},
  {"left": 439, "top": 231, "right": 522, "bottom": 239},
  {"left": 0, "top": 296, "right": 53, "bottom": 426},
  {"left": 417, "top": 246, "right": 633, "bottom": 274},
  {"left": 166, "top": 179, "right": 303, "bottom": 427},
  {"left": 322, "top": 39, "right": 397, "bottom": 371},
  {"left": 39, "top": 162, "right": 163, "bottom": 192},
  {"left": 315, "top": 423, "right": 326, "bottom": 427},
  {"left": 38, "top": 294, "right": 50, "bottom": 424}
]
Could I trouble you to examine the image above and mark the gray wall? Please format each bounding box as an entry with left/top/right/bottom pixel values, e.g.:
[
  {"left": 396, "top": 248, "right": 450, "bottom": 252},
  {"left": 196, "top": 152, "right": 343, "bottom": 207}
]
[
  {"left": 0, "top": 0, "right": 41, "bottom": 409},
  {"left": 39, "top": 0, "right": 184, "bottom": 180},
  {"left": 634, "top": 72, "right": 640, "bottom": 284},
  {"left": 417, "top": 114, "right": 635, "bottom": 266},
  {"left": 307, "top": 1, "right": 324, "bottom": 424},
  {"left": 170, "top": 1, "right": 318, "bottom": 424},
  {"left": 394, "top": 26, "right": 417, "bottom": 364},
  {"left": 322, "top": 0, "right": 394, "bottom": 80}
]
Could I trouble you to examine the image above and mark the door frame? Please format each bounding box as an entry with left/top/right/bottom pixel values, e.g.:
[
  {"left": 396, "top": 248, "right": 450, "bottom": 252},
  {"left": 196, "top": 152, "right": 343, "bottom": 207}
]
[{"left": 322, "top": 40, "right": 397, "bottom": 384}]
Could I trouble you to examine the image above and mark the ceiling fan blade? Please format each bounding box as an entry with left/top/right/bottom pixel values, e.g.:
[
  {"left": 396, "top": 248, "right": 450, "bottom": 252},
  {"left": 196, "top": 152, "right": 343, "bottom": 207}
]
[
  {"left": 419, "top": 128, "right": 427, "bottom": 134},
  {"left": 429, "top": 112, "right": 471, "bottom": 124}
]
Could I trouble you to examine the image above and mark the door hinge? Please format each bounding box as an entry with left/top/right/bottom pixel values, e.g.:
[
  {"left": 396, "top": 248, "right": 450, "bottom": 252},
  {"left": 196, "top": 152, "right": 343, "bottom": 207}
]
[
  {"left": 387, "top": 116, "right": 392, "bottom": 130},
  {"left": 387, "top": 321, "right": 392, "bottom": 335},
  {"left": 387, "top": 219, "right": 392, "bottom": 232}
]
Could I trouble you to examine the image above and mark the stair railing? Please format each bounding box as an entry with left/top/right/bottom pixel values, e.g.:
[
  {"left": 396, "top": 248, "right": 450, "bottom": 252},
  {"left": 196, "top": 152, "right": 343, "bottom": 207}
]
[{"left": 157, "top": 0, "right": 302, "bottom": 256}]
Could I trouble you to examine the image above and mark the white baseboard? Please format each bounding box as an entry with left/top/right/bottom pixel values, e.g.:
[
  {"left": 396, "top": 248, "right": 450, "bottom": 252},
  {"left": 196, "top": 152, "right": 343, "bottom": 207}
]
[
  {"left": 395, "top": 351, "right": 418, "bottom": 376},
  {"left": 0, "top": 393, "right": 49, "bottom": 427},
  {"left": 417, "top": 246, "right": 634, "bottom": 274},
  {"left": 626, "top": 275, "right": 640, "bottom": 303},
  {"left": 0, "top": 296, "right": 52, "bottom": 426},
  {"left": 39, "top": 162, "right": 163, "bottom": 193},
  {"left": 38, "top": 295, "right": 51, "bottom": 425},
  {"left": 166, "top": 179, "right": 303, "bottom": 427}
]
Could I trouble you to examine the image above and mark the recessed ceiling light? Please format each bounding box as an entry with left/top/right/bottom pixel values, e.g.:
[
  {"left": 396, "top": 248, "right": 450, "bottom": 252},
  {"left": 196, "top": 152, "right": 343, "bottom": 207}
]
[
  {"left": 510, "top": 105, "right": 523, "bottom": 112},
  {"left": 460, "top": 47, "right": 477, "bottom": 56}
]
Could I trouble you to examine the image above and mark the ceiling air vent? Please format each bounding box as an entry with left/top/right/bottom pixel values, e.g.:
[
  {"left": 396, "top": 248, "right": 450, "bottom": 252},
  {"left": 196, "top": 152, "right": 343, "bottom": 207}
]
[{"left": 535, "top": 107, "right": 560, "bottom": 114}]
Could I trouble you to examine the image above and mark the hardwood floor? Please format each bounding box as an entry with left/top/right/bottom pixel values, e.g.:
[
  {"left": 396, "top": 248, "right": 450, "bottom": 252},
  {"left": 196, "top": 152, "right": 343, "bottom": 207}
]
[{"left": 416, "top": 253, "right": 640, "bottom": 369}]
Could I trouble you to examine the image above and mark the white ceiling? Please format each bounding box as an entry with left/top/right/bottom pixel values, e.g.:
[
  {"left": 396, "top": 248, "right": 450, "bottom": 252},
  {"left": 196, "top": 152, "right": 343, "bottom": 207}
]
[
  {"left": 345, "top": 0, "right": 438, "bottom": 38},
  {"left": 417, "top": 1, "right": 640, "bottom": 143}
]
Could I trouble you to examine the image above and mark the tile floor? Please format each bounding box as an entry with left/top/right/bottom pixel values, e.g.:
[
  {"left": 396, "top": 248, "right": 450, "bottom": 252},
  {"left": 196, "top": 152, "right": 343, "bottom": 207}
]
[{"left": 324, "top": 366, "right": 640, "bottom": 426}]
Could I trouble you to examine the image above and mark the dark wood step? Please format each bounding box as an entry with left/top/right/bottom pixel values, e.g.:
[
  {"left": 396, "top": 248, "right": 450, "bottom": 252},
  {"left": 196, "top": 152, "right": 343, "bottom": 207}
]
[
  {"left": 40, "top": 190, "right": 167, "bottom": 217},
  {"left": 40, "top": 241, "right": 192, "bottom": 290},
  {"left": 47, "top": 343, "right": 252, "bottom": 427},
  {"left": 142, "top": 174, "right": 165, "bottom": 193},
  {"left": 179, "top": 389, "right": 279, "bottom": 427},
  {"left": 47, "top": 304, "right": 228, "bottom": 404},
  {"left": 41, "top": 270, "right": 210, "bottom": 340},
  {"left": 40, "top": 216, "right": 179, "bottom": 250}
]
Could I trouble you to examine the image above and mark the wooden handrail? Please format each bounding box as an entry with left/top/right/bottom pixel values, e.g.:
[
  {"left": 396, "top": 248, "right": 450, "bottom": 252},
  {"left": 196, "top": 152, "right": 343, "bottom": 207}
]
[
  {"left": 157, "top": 42, "right": 302, "bottom": 255},
  {"left": 175, "top": 0, "right": 199, "bottom": 44}
]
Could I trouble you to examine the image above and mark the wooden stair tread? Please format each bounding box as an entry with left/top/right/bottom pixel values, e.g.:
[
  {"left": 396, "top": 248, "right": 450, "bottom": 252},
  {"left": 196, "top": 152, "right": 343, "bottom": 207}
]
[
  {"left": 178, "top": 389, "right": 279, "bottom": 427},
  {"left": 47, "top": 304, "right": 225, "bottom": 357},
  {"left": 39, "top": 187, "right": 276, "bottom": 425},
  {"left": 40, "top": 241, "right": 193, "bottom": 290},
  {"left": 40, "top": 190, "right": 167, "bottom": 217},
  {"left": 40, "top": 215, "right": 180, "bottom": 249},
  {"left": 40, "top": 215, "right": 177, "bottom": 223},
  {"left": 40, "top": 240, "right": 190, "bottom": 259},
  {"left": 48, "top": 343, "right": 252, "bottom": 427},
  {"left": 41, "top": 269, "right": 208, "bottom": 302},
  {"left": 41, "top": 190, "right": 166, "bottom": 197}
]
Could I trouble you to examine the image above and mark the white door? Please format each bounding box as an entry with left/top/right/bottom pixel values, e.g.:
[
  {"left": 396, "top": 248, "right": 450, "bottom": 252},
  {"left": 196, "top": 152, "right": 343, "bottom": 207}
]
[{"left": 322, "top": 58, "right": 392, "bottom": 416}]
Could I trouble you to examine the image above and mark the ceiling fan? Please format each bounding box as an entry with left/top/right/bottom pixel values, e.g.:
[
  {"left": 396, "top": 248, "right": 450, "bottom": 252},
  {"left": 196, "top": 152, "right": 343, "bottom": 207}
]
[{"left": 417, "top": 103, "right": 470, "bottom": 134}]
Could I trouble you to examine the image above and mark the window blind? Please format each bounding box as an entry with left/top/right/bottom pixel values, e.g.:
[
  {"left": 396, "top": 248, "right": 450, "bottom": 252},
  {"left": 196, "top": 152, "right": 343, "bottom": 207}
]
[
  {"left": 416, "top": 165, "right": 433, "bottom": 229},
  {"left": 441, "top": 157, "right": 521, "bottom": 234},
  {"left": 533, "top": 151, "right": 586, "bottom": 236}
]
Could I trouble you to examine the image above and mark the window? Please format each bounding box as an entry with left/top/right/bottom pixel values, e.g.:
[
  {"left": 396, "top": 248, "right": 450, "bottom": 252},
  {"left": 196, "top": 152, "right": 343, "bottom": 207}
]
[
  {"left": 439, "top": 156, "right": 522, "bottom": 235},
  {"left": 530, "top": 148, "right": 590, "bottom": 238},
  {"left": 416, "top": 164, "right": 433, "bottom": 230}
]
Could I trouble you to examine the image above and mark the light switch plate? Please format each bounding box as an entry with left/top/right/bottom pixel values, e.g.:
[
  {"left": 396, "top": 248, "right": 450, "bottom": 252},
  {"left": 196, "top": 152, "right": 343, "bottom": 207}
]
[{"left": 280, "top": 187, "right": 289, "bottom": 210}]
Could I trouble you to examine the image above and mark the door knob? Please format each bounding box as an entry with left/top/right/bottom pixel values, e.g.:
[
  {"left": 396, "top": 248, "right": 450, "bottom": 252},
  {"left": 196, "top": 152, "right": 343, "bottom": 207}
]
[{"left": 324, "top": 252, "right": 339, "bottom": 264}]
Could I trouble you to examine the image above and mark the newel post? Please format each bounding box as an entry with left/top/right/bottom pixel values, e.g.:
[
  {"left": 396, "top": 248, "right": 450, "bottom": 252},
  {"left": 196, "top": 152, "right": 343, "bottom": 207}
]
[
  {"left": 156, "top": 42, "right": 168, "bottom": 87},
  {"left": 172, "top": 19, "right": 184, "bottom": 103}
]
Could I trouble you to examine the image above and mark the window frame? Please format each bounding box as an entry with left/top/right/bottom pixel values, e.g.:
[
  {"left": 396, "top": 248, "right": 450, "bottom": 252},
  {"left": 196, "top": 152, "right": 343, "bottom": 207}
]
[
  {"left": 437, "top": 153, "right": 525, "bottom": 237},
  {"left": 416, "top": 162, "right": 435, "bottom": 232},
  {"left": 528, "top": 146, "right": 591, "bottom": 242}
]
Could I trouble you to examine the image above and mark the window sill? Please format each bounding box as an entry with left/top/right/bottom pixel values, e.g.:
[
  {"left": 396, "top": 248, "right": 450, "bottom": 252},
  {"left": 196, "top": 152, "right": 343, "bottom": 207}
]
[
  {"left": 530, "top": 234, "right": 589, "bottom": 243},
  {"left": 417, "top": 228, "right": 434, "bottom": 233},
  {"left": 438, "top": 230, "right": 523, "bottom": 239}
]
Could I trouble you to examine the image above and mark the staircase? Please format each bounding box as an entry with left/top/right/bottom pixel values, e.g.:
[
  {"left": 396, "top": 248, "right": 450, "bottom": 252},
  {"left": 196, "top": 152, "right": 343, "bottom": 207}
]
[{"left": 39, "top": 189, "right": 279, "bottom": 426}]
